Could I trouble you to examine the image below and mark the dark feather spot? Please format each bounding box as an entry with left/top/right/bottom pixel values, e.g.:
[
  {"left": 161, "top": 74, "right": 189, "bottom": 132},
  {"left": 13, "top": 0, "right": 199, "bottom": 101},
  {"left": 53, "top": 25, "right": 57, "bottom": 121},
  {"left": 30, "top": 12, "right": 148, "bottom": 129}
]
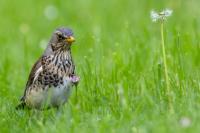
[
  {"left": 53, "top": 74, "right": 58, "bottom": 78},
  {"left": 50, "top": 76, "right": 54, "bottom": 80},
  {"left": 44, "top": 76, "right": 48, "bottom": 80},
  {"left": 53, "top": 83, "right": 58, "bottom": 87}
]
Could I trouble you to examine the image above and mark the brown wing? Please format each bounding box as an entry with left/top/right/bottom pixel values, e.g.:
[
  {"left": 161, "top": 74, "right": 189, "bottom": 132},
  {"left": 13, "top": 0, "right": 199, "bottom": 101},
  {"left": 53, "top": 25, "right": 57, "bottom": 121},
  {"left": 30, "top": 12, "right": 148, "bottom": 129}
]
[{"left": 20, "top": 57, "right": 42, "bottom": 101}]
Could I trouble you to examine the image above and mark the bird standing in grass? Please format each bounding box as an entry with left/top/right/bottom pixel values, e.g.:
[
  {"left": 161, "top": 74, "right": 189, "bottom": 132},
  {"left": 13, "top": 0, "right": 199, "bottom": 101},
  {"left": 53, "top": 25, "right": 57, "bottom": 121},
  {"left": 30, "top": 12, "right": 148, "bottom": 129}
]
[{"left": 16, "top": 27, "right": 80, "bottom": 110}]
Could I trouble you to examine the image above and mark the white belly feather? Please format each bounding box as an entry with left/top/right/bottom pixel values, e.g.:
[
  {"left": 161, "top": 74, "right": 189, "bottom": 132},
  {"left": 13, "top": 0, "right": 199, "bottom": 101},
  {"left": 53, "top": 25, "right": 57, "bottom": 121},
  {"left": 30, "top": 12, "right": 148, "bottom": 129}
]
[{"left": 26, "top": 77, "right": 73, "bottom": 109}]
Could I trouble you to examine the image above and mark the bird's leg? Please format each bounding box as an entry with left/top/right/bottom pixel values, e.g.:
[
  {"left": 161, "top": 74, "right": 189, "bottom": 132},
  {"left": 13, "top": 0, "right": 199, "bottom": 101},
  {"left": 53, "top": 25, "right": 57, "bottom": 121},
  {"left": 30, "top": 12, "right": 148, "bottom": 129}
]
[
  {"left": 69, "top": 74, "right": 80, "bottom": 103},
  {"left": 75, "top": 85, "right": 78, "bottom": 103}
]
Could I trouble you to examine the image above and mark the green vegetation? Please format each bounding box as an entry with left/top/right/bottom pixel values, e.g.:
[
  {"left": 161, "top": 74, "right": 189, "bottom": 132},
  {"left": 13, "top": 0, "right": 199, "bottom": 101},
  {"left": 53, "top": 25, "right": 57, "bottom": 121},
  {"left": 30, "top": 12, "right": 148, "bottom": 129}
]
[{"left": 0, "top": 0, "right": 200, "bottom": 132}]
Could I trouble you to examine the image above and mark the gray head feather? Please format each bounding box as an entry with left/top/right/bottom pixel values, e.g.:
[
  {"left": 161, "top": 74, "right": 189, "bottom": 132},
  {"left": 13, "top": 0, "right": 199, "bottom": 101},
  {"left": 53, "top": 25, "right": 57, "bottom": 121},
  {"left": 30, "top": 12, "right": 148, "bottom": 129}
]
[{"left": 43, "top": 27, "right": 74, "bottom": 56}]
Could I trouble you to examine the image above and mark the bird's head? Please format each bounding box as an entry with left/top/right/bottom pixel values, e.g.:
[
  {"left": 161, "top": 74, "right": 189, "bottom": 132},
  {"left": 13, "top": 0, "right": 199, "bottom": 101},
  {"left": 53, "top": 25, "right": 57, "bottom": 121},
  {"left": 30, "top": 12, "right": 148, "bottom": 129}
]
[{"left": 50, "top": 27, "right": 75, "bottom": 51}]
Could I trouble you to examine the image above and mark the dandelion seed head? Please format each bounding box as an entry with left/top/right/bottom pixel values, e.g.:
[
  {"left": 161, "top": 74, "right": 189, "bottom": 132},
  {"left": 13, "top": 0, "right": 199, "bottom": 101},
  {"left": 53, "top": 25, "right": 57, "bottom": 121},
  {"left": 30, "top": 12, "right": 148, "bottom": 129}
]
[
  {"left": 164, "top": 9, "right": 173, "bottom": 17},
  {"left": 150, "top": 8, "right": 173, "bottom": 22},
  {"left": 179, "top": 117, "right": 191, "bottom": 128},
  {"left": 150, "top": 10, "right": 160, "bottom": 22}
]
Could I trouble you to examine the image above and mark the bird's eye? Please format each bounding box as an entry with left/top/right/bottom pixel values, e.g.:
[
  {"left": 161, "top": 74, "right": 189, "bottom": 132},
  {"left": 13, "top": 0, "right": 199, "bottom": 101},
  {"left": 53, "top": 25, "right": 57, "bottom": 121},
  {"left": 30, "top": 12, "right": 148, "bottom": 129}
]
[{"left": 58, "top": 34, "right": 64, "bottom": 40}]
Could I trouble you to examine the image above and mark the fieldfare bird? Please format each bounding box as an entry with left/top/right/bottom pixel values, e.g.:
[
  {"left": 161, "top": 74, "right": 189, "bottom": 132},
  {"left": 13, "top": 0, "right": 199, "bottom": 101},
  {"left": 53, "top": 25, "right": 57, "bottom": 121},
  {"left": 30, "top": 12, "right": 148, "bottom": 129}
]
[{"left": 16, "top": 27, "right": 80, "bottom": 109}]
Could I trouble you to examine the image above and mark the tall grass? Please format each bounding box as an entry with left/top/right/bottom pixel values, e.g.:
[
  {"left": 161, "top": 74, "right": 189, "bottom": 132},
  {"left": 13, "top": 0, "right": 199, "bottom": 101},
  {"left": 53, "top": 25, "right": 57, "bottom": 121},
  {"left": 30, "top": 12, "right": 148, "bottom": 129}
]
[{"left": 0, "top": 0, "right": 200, "bottom": 133}]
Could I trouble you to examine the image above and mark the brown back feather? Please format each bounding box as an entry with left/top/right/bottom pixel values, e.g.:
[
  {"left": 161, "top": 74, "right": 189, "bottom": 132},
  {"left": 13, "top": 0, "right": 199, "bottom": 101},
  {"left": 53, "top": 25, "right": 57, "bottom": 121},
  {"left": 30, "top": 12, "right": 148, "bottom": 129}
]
[{"left": 21, "top": 57, "right": 42, "bottom": 101}]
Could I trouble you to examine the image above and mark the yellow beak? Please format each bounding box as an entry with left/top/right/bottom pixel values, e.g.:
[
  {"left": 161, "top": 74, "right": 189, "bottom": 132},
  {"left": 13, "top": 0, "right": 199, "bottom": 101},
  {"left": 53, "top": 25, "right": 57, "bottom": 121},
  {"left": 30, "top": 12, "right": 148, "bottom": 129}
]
[{"left": 66, "top": 36, "right": 75, "bottom": 44}]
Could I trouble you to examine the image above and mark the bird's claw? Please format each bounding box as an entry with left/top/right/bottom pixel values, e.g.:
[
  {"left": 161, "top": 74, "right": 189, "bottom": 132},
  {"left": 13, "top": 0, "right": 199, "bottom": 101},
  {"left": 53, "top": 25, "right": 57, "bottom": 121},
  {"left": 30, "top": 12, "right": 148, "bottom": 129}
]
[{"left": 69, "top": 75, "right": 80, "bottom": 85}]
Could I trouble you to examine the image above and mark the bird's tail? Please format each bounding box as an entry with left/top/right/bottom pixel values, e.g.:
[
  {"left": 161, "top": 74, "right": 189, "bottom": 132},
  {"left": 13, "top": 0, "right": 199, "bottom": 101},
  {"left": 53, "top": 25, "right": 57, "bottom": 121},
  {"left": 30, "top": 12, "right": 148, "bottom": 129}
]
[{"left": 15, "top": 102, "right": 26, "bottom": 110}]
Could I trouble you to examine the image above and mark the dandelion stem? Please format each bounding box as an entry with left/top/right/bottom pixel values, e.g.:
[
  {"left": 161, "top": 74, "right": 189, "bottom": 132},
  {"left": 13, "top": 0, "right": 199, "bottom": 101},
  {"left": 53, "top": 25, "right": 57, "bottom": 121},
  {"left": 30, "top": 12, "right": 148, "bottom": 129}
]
[{"left": 160, "top": 21, "right": 173, "bottom": 113}]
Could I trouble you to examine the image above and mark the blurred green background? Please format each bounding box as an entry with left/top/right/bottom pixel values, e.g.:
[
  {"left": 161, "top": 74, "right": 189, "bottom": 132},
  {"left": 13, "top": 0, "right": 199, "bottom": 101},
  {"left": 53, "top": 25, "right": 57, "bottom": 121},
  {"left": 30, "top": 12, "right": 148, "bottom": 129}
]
[{"left": 1, "top": 0, "right": 200, "bottom": 133}]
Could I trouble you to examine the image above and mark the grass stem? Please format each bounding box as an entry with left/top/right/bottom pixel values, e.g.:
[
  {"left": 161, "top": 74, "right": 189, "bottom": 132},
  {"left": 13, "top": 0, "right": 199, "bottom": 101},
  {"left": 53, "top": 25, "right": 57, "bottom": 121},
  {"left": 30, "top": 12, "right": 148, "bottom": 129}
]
[{"left": 160, "top": 22, "right": 173, "bottom": 113}]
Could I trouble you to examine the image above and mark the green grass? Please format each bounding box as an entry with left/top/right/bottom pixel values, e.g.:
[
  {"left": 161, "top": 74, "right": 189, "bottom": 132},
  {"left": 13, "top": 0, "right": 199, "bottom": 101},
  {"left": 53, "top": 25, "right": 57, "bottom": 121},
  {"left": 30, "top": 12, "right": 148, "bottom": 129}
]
[{"left": 1, "top": 0, "right": 200, "bottom": 132}]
